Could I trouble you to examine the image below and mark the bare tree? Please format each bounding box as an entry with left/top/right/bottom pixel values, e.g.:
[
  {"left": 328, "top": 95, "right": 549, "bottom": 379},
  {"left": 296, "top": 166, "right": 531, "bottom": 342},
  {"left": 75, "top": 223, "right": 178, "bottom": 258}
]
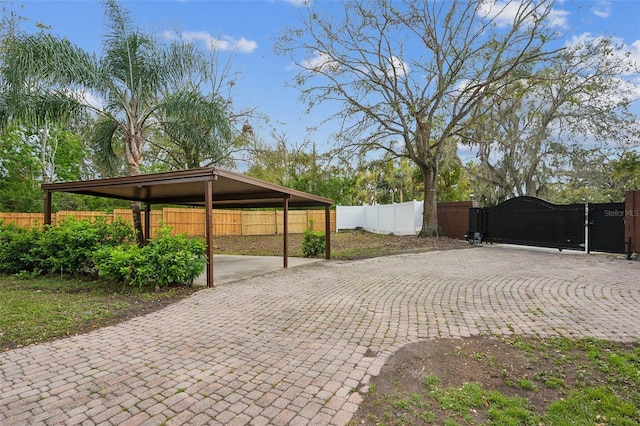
[
  {"left": 465, "top": 36, "right": 640, "bottom": 204},
  {"left": 277, "top": 0, "right": 561, "bottom": 236}
]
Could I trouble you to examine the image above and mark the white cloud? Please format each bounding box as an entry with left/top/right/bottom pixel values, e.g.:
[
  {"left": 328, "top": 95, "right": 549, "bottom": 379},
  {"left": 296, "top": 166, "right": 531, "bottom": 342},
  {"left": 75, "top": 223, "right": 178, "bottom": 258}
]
[
  {"left": 162, "top": 30, "right": 177, "bottom": 41},
  {"left": 65, "top": 88, "right": 103, "bottom": 111},
  {"left": 478, "top": 0, "right": 522, "bottom": 28},
  {"left": 163, "top": 30, "right": 258, "bottom": 53},
  {"left": 478, "top": 0, "right": 568, "bottom": 29},
  {"left": 567, "top": 33, "right": 640, "bottom": 75},
  {"left": 566, "top": 32, "right": 593, "bottom": 47},
  {"left": 283, "top": 0, "right": 309, "bottom": 7},
  {"left": 81, "top": 91, "right": 104, "bottom": 111},
  {"left": 300, "top": 52, "right": 340, "bottom": 72},
  {"left": 565, "top": 33, "right": 640, "bottom": 104},
  {"left": 387, "top": 56, "right": 409, "bottom": 78},
  {"left": 621, "top": 77, "right": 640, "bottom": 101},
  {"left": 548, "top": 8, "right": 570, "bottom": 29},
  {"left": 299, "top": 52, "right": 408, "bottom": 80},
  {"left": 630, "top": 40, "right": 640, "bottom": 69},
  {"left": 593, "top": 1, "right": 612, "bottom": 18}
]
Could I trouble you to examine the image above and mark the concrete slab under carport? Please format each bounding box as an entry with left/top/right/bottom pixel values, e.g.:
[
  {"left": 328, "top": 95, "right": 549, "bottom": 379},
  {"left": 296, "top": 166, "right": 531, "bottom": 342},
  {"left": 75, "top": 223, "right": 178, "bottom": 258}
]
[{"left": 194, "top": 254, "right": 324, "bottom": 286}]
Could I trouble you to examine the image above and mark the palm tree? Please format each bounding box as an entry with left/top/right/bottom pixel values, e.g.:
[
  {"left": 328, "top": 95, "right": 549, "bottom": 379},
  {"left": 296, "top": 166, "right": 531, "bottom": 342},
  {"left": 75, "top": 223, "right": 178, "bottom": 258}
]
[{"left": 2, "top": 0, "right": 234, "bottom": 245}]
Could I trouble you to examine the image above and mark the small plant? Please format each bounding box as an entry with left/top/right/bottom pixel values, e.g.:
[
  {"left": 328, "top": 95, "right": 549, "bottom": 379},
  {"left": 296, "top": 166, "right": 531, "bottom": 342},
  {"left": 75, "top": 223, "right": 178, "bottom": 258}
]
[
  {"left": 486, "top": 354, "right": 496, "bottom": 366},
  {"left": 544, "top": 376, "right": 564, "bottom": 389},
  {"left": 302, "top": 219, "right": 326, "bottom": 258},
  {"left": 517, "top": 378, "right": 536, "bottom": 390},
  {"left": 420, "top": 411, "right": 437, "bottom": 422},
  {"left": 424, "top": 373, "right": 441, "bottom": 391},
  {"left": 392, "top": 399, "right": 409, "bottom": 409},
  {"left": 452, "top": 347, "right": 467, "bottom": 357}
]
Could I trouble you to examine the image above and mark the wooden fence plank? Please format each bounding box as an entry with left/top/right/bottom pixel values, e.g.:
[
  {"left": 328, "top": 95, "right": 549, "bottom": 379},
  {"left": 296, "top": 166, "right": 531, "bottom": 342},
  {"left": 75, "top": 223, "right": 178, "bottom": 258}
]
[
  {"left": 0, "top": 212, "right": 48, "bottom": 228},
  {"left": 0, "top": 208, "right": 336, "bottom": 236},
  {"left": 213, "top": 210, "right": 242, "bottom": 236}
]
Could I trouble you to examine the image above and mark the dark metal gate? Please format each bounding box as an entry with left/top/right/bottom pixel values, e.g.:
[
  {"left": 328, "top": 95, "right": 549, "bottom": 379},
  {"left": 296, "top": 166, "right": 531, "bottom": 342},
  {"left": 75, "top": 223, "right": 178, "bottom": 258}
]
[
  {"left": 467, "top": 196, "right": 627, "bottom": 254},
  {"left": 588, "top": 203, "right": 626, "bottom": 254},
  {"left": 467, "top": 196, "right": 585, "bottom": 250}
]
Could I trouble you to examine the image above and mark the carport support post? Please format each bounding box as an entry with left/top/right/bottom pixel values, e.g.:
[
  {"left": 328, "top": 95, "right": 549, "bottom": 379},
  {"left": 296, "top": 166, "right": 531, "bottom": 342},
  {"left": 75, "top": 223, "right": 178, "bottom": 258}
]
[
  {"left": 325, "top": 205, "right": 331, "bottom": 260},
  {"left": 283, "top": 197, "right": 289, "bottom": 268},
  {"left": 44, "top": 190, "right": 52, "bottom": 225},
  {"left": 205, "top": 179, "right": 214, "bottom": 288},
  {"left": 144, "top": 202, "right": 151, "bottom": 244}
]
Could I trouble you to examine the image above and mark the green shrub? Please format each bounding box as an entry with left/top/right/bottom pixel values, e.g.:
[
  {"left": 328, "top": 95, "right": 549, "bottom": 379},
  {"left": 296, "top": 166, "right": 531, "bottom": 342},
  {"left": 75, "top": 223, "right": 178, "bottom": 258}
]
[
  {"left": 37, "top": 217, "right": 134, "bottom": 275},
  {"left": 0, "top": 217, "right": 134, "bottom": 276},
  {"left": 93, "top": 244, "right": 145, "bottom": 286},
  {"left": 0, "top": 223, "right": 43, "bottom": 274},
  {"left": 141, "top": 226, "right": 207, "bottom": 287},
  {"left": 302, "top": 221, "right": 326, "bottom": 258},
  {"left": 93, "top": 226, "right": 206, "bottom": 288}
]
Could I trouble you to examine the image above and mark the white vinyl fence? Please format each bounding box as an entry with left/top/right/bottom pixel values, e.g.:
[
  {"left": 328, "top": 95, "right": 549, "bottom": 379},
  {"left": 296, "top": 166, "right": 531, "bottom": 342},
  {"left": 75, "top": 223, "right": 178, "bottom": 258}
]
[{"left": 336, "top": 201, "right": 424, "bottom": 235}]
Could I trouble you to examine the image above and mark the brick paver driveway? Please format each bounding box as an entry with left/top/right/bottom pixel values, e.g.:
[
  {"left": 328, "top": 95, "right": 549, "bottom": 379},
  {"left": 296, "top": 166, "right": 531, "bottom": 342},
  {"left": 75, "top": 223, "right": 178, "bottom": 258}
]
[{"left": 2, "top": 246, "right": 639, "bottom": 425}]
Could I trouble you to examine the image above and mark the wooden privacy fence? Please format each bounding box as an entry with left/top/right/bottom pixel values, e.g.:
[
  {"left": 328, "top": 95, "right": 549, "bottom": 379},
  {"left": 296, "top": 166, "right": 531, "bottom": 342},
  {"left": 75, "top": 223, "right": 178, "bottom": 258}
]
[{"left": 0, "top": 208, "right": 336, "bottom": 238}]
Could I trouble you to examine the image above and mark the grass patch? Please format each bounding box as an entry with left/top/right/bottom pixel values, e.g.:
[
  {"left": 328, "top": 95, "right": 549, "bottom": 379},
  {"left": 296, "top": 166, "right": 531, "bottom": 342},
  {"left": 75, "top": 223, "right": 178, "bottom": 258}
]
[
  {"left": 0, "top": 275, "right": 198, "bottom": 351},
  {"left": 545, "top": 387, "right": 637, "bottom": 425}
]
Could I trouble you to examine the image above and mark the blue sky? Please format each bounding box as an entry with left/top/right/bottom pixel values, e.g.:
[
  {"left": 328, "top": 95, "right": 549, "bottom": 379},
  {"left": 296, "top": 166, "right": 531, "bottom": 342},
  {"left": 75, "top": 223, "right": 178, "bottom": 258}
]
[{"left": 11, "top": 0, "right": 640, "bottom": 163}]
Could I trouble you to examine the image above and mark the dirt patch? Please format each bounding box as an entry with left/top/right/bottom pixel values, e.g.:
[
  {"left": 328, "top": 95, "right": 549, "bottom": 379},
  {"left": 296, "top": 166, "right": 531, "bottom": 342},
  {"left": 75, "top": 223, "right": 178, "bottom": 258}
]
[
  {"left": 215, "top": 229, "right": 473, "bottom": 260},
  {"left": 350, "top": 336, "right": 639, "bottom": 425}
]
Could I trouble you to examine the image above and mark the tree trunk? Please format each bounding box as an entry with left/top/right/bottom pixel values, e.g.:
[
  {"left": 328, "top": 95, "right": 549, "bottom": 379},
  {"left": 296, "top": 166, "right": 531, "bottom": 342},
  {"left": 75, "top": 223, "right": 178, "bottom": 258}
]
[
  {"left": 418, "top": 162, "right": 439, "bottom": 237},
  {"left": 40, "top": 125, "right": 50, "bottom": 184},
  {"left": 131, "top": 200, "right": 145, "bottom": 246},
  {"left": 128, "top": 161, "right": 145, "bottom": 246}
]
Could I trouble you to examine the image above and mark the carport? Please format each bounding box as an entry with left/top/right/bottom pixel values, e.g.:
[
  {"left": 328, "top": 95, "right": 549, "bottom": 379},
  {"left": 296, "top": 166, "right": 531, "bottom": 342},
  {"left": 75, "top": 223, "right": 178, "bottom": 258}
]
[{"left": 41, "top": 167, "right": 333, "bottom": 288}]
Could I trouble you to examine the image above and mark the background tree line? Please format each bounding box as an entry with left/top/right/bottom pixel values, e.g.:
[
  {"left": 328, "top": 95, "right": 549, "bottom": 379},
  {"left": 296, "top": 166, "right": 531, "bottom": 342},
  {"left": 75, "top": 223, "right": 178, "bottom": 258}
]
[{"left": 0, "top": 0, "right": 638, "bottom": 238}]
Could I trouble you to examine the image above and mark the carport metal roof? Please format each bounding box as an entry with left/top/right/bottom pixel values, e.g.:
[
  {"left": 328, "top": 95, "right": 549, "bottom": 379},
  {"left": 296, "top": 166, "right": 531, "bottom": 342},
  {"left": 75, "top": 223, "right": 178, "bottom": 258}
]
[
  {"left": 41, "top": 167, "right": 333, "bottom": 288},
  {"left": 41, "top": 167, "right": 333, "bottom": 209}
]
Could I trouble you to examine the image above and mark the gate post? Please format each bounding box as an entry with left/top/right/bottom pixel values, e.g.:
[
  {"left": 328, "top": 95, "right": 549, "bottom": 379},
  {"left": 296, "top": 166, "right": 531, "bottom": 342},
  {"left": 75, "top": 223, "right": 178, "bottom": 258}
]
[
  {"left": 585, "top": 202, "right": 590, "bottom": 254},
  {"left": 625, "top": 190, "right": 639, "bottom": 255}
]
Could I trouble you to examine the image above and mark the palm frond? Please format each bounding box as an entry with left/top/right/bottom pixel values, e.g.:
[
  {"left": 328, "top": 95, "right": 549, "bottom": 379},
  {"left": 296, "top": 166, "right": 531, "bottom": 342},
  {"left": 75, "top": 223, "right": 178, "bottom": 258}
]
[
  {"left": 90, "top": 115, "right": 121, "bottom": 175},
  {"left": 101, "top": 0, "right": 134, "bottom": 54},
  {"left": 4, "top": 32, "right": 96, "bottom": 88},
  {"left": 0, "top": 32, "right": 97, "bottom": 130},
  {"left": 158, "top": 90, "right": 234, "bottom": 168}
]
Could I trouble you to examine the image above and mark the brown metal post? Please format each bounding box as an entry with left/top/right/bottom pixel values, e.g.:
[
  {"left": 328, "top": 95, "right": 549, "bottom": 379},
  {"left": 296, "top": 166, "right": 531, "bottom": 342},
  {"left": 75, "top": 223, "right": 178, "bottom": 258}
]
[
  {"left": 283, "top": 197, "right": 289, "bottom": 268},
  {"left": 205, "top": 180, "right": 214, "bottom": 288},
  {"left": 144, "top": 202, "right": 151, "bottom": 244},
  {"left": 44, "top": 190, "right": 52, "bottom": 226},
  {"left": 325, "top": 205, "right": 331, "bottom": 260}
]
